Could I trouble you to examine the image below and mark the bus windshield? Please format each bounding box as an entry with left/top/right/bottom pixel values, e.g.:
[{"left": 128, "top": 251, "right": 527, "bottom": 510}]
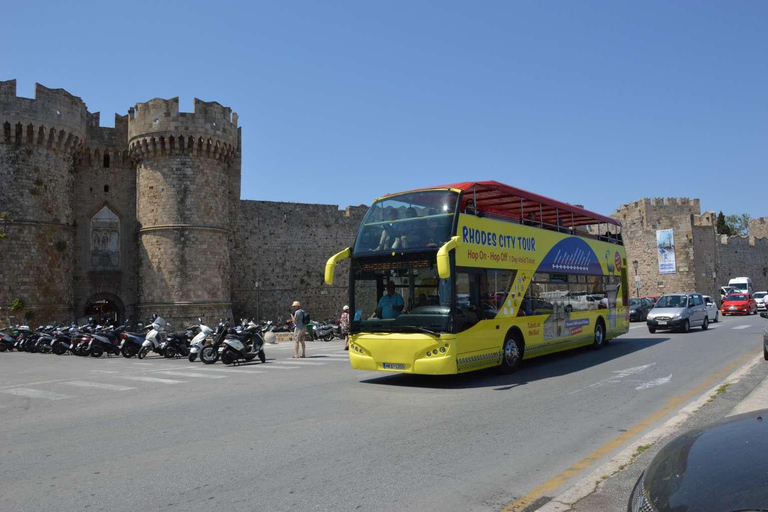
[
  {"left": 351, "top": 255, "right": 452, "bottom": 334},
  {"left": 353, "top": 190, "right": 459, "bottom": 255}
]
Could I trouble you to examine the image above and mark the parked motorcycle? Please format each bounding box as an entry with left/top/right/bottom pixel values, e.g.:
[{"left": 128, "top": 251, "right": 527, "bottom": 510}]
[
  {"left": 218, "top": 320, "right": 266, "bottom": 365},
  {"left": 188, "top": 319, "right": 214, "bottom": 362},
  {"left": 138, "top": 315, "right": 168, "bottom": 359},
  {"left": 200, "top": 320, "right": 230, "bottom": 365},
  {"left": 161, "top": 326, "right": 195, "bottom": 358}
]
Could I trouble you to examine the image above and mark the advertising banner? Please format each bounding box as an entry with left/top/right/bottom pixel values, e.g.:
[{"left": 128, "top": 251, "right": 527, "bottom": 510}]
[{"left": 656, "top": 229, "right": 676, "bottom": 274}]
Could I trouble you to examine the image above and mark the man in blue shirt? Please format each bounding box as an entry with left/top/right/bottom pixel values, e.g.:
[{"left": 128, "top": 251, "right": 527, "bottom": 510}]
[{"left": 377, "top": 281, "right": 404, "bottom": 319}]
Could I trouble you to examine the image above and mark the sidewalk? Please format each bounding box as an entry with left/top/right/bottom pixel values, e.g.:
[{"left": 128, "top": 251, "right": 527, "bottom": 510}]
[{"left": 533, "top": 354, "right": 768, "bottom": 512}]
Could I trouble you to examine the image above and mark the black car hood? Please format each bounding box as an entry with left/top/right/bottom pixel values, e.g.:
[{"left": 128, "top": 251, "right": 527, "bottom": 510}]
[{"left": 646, "top": 409, "right": 768, "bottom": 511}]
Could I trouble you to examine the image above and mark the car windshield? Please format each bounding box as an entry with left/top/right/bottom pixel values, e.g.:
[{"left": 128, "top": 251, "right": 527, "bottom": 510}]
[
  {"left": 352, "top": 190, "right": 459, "bottom": 256},
  {"left": 727, "top": 294, "right": 748, "bottom": 301},
  {"left": 753, "top": 292, "right": 767, "bottom": 299},
  {"left": 730, "top": 284, "right": 748, "bottom": 292},
  {"left": 629, "top": 299, "right": 641, "bottom": 307},
  {"left": 655, "top": 295, "right": 688, "bottom": 308}
]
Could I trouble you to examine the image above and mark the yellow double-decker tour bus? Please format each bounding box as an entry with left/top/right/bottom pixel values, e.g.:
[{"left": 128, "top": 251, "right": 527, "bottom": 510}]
[{"left": 325, "top": 181, "right": 629, "bottom": 375}]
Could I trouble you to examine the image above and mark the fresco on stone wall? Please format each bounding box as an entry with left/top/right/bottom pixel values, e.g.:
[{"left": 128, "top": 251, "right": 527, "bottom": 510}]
[{"left": 91, "top": 206, "right": 120, "bottom": 269}]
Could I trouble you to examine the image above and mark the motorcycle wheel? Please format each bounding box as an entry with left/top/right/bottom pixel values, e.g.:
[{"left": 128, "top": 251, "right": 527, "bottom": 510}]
[
  {"left": 52, "top": 343, "right": 67, "bottom": 355},
  {"left": 137, "top": 346, "right": 151, "bottom": 359},
  {"left": 29, "top": 343, "right": 39, "bottom": 354},
  {"left": 91, "top": 347, "right": 103, "bottom": 358},
  {"left": 220, "top": 348, "right": 236, "bottom": 365},
  {"left": 164, "top": 346, "right": 177, "bottom": 359},
  {"left": 40, "top": 345, "right": 52, "bottom": 354},
  {"left": 0, "top": 345, "right": 6, "bottom": 352},
  {"left": 121, "top": 346, "right": 136, "bottom": 358},
  {"left": 200, "top": 345, "right": 218, "bottom": 365},
  {"left": 258, "top": 349, "right": 266, "bottom": 363},
  {"left": 188, "top": 352, "right": 198, "bottom": 362},
  {"left": 323, "top": 333, "right": 333, "bottom": 342}
]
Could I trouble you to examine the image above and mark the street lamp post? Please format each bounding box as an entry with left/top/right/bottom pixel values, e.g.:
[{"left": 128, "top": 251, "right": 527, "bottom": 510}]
[
  {"left": 632, "top": 260, "right": 640, "bottom": 298},
  {"left": 255, "top": 281, "right": 261, "bottom": 321}
]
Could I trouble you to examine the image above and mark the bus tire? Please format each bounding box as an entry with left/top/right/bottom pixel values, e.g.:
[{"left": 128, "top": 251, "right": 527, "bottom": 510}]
[
  {"left": 500, "top": 331, "right": 524, "bottom": 374},
  {"left": 592, "top": 319, "right": 606, "bottom": 350}
]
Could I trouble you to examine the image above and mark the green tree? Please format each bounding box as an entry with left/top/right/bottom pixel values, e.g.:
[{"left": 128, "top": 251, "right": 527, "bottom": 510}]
[
  {"left": 715, "top": 211, "right": 732, "bottom": 236},
  {"left": 725, "top": 213, "right": 751, "bottom": 236}
]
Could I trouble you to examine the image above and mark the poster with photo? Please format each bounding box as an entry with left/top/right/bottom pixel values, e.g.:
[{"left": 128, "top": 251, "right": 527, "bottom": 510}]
[{"left": 656, "top": 229, "right": 676, "bottom": 274}]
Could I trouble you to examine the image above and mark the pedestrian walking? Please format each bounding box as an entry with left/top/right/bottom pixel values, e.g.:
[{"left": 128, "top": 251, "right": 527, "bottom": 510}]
[
  {"left": 291, "top": 300, "right": 306, "bottom": 358},
  {"left": 341, "top": 305, "right": 351, "bottom": 351}
]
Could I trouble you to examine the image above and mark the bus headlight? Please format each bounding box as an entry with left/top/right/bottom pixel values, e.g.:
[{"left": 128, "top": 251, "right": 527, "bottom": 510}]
[{"left": 426, "top": 351, "right": 431, "bottom": 357}]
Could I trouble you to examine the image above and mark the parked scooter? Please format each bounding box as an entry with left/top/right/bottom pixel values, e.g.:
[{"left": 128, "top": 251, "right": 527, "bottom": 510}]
[
  {"left": 219, "top": 319, "right": 266, "bottom": 365},
  {"left": 188, "top": 319, "right": 214, "bottom": 362},
  {"left": 313, "top": 319, "right": 336, "bottom": 342},
  {"left": 138, "top": 315, "right": 168, "bottom": 359},
  {"left": 51, "top": 325, "right": 78, "bottom": 355},
  {"left": 161, "top": 326, "right": 195, "bottom": 358},
  {"left": 87, "top": 321, "right": 129, "bottom": 358},
  {"left": 0, "top": 329, "right": 19, "bottom": 352}
]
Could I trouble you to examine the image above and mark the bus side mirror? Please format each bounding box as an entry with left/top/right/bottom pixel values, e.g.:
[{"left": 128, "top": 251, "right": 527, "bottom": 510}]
[
  {"left": 437, "top": 237, "right": 459, "bottom": 279},
  {"left": 325, "top": 247, "right": 351, "bottom": 285}
]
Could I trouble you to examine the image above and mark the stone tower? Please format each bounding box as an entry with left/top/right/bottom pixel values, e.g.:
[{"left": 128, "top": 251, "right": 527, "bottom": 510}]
[
  {"left": 0, "top": 80, "right": 87, "bottom": 323},
  {"left": 128, "top": 97, "right": 239, "bottom": 325}
]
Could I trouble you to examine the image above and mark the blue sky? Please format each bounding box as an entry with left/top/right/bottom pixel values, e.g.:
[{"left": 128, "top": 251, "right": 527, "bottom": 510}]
[{"left": 2, "top": 1, "right": 766, "bottom": 218}]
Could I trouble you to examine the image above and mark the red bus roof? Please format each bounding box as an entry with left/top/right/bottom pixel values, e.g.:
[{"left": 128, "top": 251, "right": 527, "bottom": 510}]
[{"left": 387, "top": 180, "right": 620, "bottom": 227}]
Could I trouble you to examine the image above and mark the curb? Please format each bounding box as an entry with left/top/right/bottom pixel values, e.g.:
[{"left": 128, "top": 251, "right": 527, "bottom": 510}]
[{"left": 535, "top": 353, "right": 764, "bottom": 512}]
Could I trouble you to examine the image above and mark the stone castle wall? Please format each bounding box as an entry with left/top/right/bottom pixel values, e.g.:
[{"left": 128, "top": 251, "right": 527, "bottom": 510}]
[
  {"left": 231, "top": 201, "right": 367, "bottom": 323},
  {"left": 72, "top": 112, "right": 138, "bottom": 323},
  {"left": 749, "top": 217, "right": 768, "bottom": 239},
  {"left": 718, "top": 236, "right": 768, "bottom": 292},
  {"left": 0, "top": 80, "right": 85, "bottom": 324},
  {"left": 613, "top": 198, "right": 701, "bottom": 297},
  {"left": 129, "top": 97, "right": 238, "bottom": 326}
]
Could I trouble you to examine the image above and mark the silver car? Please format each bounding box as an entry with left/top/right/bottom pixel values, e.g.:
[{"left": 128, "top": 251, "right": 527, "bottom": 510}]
[
  {"left": 647, "top": 293, "right": 709, "bottom": 333},
  {"left": 754, "top": 291, "right": 767, "bottom": 311}
]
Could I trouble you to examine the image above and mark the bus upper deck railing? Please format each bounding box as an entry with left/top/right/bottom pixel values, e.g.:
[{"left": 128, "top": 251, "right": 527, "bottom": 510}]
[{"left": 474, "top": 210, "right": 623, "bottom": 245}]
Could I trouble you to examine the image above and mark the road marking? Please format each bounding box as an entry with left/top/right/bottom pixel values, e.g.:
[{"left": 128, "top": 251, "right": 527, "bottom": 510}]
[
  {"left": 182, "top": 366, "right": 235, "bottom": 373},
  {"left": 502, "top": 352, "right": 754, "bottom": 512},
  {"left": 274, "top": 360, "right": 326, "bottom": 366},
  {"left": 90, "top": 370, "right": 120, "bottom": 374},
  {"left": 65, "top": 381, "right": 136, "bottom": 391},
  {"left": 1, "top": 388, "right": 74, "bottom": 401},
  {"left": 732, "top": 325, "right": 751, "bottom": 330},
  {"left": 257, "top": 364, "right": 299, "bottom": 370},
  {"left": 156, "top": 371, "right": 226, "bottom": 379},
  {"left": 569, "top": 364, "right": 656, "bottom": 394},
  {"left": 629, "top": 325, "right": 644, "bottom": 330},
  {"left": 132, "top": 362, "right": 153, "bottom": 366},
  {"left": 117, "top": 376, "right": 186, "bottom": 384},
  {"left": 635, "top": 375, "right": 672, "bottom": 390}
]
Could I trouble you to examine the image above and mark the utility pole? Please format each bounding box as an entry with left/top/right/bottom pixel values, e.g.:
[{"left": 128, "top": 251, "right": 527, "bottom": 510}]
[{"left": 632, "top": 260, "right": 640, "bottom": 298}]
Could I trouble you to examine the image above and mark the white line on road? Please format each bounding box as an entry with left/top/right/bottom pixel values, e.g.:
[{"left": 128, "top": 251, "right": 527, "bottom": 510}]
[
  {"left": 274, "top": 360, "right": 326, "bottom": 366},
  {"left": 117, "top": 376, "right": 187, "bottom": 384},
  {"left": 156, "top": 371, "right": 226, "bottom": 379},
  {"left": 65, "top": 381, "right": 136, "bottom": 391},
  {"left": 257, "top": 364, "right": 299, "bottom": 370},
  {"left": 569, "top": 363, "right": 656, "bottom": 394},
  {"left": 90, "top": 370, "right": 120, "bottom": 374},
  {"left": 732, "top": 325, "right": 752, "bottom": 330},
  {"left": 635, "top": 374, "right": 672, "bottom": 390},
  {"left": 132, "top": 362, "right": 153, "bottom": 366},
  {"left": 1, "top": 388, "right": 74, "bottom": 400}
]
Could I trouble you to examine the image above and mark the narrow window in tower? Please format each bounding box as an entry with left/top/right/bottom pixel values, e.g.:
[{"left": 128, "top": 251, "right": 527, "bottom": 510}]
[
  {"left": 103, "top": 153, "right": 110, "bottom": 168},
  {"left": 104, "top": 185, "right": 110, "bottom": 193}
]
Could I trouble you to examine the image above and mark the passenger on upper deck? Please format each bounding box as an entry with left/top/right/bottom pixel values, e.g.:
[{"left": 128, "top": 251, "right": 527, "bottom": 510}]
[
  {"left": 375, "top": 208, "right": 400, "bottom": 251},
  {"left": 392, "top": 207, "right": 419, "bottom": 249}
]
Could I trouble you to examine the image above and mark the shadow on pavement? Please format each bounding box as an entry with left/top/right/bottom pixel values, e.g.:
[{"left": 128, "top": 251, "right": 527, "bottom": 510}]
[{"left": 359, "top": 336, "right": 670, "bottom": 390}]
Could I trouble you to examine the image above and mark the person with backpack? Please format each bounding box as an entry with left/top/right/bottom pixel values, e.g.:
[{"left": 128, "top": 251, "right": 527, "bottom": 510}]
[{"left": 291, "top": 300, "right": 307, "bottom": 358}]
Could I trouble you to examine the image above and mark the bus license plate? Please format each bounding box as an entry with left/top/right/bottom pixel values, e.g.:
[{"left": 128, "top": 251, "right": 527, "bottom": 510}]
[
  {"left": 383, "top": 363, "right": 405, "bottom": 370},
  {"left": 657, "top": 321, "right": 667, "bottom": 325}
]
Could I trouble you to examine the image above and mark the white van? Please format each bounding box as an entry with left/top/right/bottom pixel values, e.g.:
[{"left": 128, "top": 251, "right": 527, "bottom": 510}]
[{"left": 728, "top": 277, "right": 754, "bottom": 296}]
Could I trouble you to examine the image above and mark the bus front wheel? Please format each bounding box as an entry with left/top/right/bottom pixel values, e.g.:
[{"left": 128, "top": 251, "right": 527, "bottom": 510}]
[{"left": 500, "top": 334, "right": 523, "bottom": 374}]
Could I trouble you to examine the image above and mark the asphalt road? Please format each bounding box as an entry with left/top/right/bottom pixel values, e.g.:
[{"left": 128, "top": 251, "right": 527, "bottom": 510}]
[{"left": 0, "top": 313, "right": 764, "bottom": 512}]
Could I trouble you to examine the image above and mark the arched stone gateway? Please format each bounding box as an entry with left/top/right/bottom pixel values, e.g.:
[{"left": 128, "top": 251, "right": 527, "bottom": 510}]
[{"left": 82, "top": 293, "right": 125, "bottom": 325}]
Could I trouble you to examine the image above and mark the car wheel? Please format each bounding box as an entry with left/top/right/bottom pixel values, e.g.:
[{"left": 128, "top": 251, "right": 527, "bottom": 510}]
[
  {"left": 764, "top": 344, "right": 768, "bottom": 361},
  {"left": 681, "top": 319, "right": 690, "bottom": 333},
  {"left": 499, "top": 334, "right": 523, "bottom": 374},
  {"left": 648, "top": 327, "right": 656, "bottom": 334},
  {"left": 702, "top": 317, "right": 709, "bottom": 331}
]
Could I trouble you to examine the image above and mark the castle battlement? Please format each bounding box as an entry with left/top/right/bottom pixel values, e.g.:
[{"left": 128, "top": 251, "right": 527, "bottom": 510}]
[
  {"left": 614, "top": 197, "right": 701, "bottom": 219},
  {"left": 0, "top": 80, "right": 87, "bottom": 153},
  {"left": 127, "top": 97, "right": 238, "bottom": 163}
]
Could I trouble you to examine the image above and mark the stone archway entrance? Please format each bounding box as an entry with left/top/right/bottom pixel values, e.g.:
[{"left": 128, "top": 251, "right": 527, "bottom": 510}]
[{"left": 83, "top": 294, "right": 125, "bottom": 325}]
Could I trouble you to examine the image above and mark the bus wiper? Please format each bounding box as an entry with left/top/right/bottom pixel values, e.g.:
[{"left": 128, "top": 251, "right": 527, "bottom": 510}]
[{"left": 392, "top": 325, "right": 442, "bottom": 337}]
